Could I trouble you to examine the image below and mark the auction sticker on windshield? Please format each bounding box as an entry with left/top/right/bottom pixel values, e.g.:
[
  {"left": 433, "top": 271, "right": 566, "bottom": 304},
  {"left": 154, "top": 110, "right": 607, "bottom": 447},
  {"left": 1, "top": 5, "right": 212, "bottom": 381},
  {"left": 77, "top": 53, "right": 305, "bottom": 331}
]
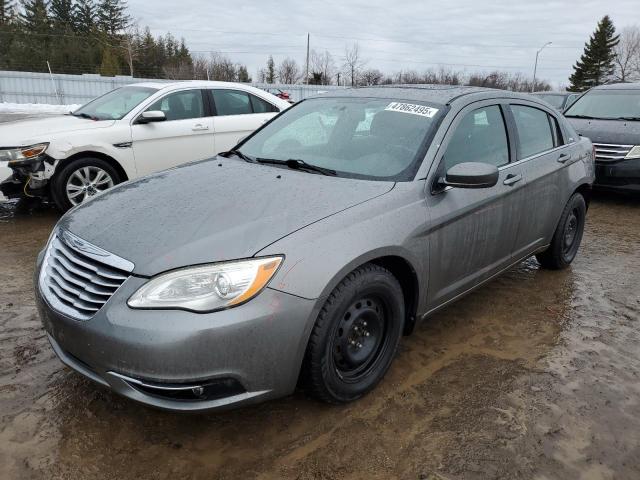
[{"left": 385, "top": 102, "right": 439, "bottom": 118}]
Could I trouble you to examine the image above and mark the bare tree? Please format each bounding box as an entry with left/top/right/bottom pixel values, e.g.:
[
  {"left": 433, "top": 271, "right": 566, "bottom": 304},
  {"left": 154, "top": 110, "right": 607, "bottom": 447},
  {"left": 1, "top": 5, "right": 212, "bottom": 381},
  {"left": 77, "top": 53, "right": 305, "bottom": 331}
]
[
  {"left": 343, "top": 43, "right": 366, "bottom": 86},
  {"left": 277, "top": 57, "right": 300, "bottom": 84},
  {"left": 614, "top": 26, "right": 640, "bottom": 82},
  {"left": 310, "top": 49, "right": 335, "bottom": 85},
  {"left": 359, "top": 68, "right": 384, "bottom": 86}
]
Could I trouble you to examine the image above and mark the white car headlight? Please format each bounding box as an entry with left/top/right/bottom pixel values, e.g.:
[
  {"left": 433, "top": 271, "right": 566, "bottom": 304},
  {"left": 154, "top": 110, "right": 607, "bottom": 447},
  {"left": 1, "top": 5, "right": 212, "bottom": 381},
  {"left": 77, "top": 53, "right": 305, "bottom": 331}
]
[
  {"left": 128, "top": 256, "right": 283, "bottom": 312},
  {"left": 625, "top": 145, "right": 640, "bottom": 159},
  {"left": 0, "top": 143, "right": 49, "bottom": 165}
]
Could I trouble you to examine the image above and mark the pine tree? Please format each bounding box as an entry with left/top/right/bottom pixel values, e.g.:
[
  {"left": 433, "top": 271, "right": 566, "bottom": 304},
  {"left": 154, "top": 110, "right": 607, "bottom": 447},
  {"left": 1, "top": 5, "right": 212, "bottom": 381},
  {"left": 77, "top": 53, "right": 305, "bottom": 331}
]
[
  {"left": 266, "top": 55, "right": 275, "bottom": 83},
  {"left": 237, "top": 64, "right": 251, "bottom": 83},
  {"left": 96, "top": 0, "right": 129, "bottom": 36},
  {"left": 99, "top": 46, "right": 119, "bottom": 75},
  {"left": 20, "top": 0, "right": 50, "bottom": 32},
  {"left": 73, "top": 0, "right": 96, "bottom": 33},
  {"left": 569, "top": 16, "right": 620, "bottom": 91},
  {"left": 49, "top": 0, "right": 73, "bottom": 29},
  {"left": 1, "top": 0, "right": 16, "bottom": 25}
]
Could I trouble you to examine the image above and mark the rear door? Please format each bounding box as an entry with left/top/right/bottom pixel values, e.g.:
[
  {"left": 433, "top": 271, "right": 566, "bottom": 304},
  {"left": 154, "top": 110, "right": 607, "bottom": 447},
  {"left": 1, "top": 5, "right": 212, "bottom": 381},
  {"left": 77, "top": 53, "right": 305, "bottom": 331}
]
[
  {"left": 506, "top": 103, "right": 570, "bottom": 255},
  {"left": 131, "top": 88, "right": 214, "bottom": 176},
  {"left": 209, "top": 89, "right": 279, "bottom": 153},
  {"left": 425, "top": 101, "right": 526, "bottom": 308}
]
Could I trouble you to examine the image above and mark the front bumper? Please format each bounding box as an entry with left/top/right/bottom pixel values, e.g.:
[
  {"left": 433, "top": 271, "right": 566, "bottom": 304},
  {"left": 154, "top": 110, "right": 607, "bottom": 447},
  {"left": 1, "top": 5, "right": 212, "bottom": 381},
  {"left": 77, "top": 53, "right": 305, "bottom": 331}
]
[
  {"left": 36, "top": 258, "right": 320, "bottom": 412},
  {"left": 595, "top": 157, "right": 640, "bottom": 192}
]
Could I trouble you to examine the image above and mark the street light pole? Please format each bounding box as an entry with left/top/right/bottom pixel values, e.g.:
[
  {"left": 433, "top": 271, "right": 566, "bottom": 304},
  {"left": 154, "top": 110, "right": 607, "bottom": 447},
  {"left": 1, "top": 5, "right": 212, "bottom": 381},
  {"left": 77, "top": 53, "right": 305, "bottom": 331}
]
[{"left": 532, "top": 41, "right": 552, "bottom": 93}]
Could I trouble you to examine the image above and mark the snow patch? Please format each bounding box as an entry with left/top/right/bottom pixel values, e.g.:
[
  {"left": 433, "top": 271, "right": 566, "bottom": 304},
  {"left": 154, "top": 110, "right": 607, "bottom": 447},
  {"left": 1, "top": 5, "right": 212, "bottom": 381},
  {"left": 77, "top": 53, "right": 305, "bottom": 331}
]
[{"left": 0, "top": 102, "right": 81, "bottom": 115}]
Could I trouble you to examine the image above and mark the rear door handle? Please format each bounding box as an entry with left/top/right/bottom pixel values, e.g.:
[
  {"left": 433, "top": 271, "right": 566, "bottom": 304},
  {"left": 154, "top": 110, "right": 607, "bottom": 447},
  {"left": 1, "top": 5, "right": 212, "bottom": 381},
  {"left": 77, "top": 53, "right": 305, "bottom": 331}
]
[
  {"left": 503, "top": 173, "right": 522, "bottom": 186},
  {"left": 192, "top": 124, "right": 209, "bottom": 131},
  {"left": 557, "top": 153, "right": 572, "bottom": 163}
]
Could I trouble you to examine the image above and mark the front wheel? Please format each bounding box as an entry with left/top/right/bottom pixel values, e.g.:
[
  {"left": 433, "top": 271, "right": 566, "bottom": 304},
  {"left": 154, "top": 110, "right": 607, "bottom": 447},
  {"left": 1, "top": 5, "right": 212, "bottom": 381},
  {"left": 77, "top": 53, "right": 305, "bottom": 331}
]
[
  {"left": 536, "top": 192, "right": 586, "bottom": 270},
  {"left": 51, "top": 157, "right": 120, "bottom": 211},
  {"left": 302, "top": 264, "right": 405, "bottom": 404}
]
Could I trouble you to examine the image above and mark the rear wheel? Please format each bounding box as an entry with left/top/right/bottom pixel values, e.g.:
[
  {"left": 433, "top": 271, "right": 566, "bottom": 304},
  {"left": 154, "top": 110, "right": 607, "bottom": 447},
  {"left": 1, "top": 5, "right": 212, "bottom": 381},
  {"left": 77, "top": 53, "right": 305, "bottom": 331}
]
[
  {"left": 536, "top": 193, "right": 586, "bottom": 269},
  {"left": 51, "top": 157, "right": 120, "bottom": 211},
  {"left": 303, "top": 264, "right": 405, "bottom": 404}
]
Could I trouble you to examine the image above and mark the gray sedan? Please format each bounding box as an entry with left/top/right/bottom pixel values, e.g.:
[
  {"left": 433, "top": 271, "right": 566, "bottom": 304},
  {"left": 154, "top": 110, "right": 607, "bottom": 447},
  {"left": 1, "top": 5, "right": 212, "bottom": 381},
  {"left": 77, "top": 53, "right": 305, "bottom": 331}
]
[{"left": 36, "top": 86, "right": 595, "bottom": 412}]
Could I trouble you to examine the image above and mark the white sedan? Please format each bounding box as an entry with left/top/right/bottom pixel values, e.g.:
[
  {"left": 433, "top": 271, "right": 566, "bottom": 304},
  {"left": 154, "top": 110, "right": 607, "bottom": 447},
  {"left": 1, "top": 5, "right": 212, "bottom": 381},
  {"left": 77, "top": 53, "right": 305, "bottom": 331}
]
[{"left": 0, "top": 81, "right": 290, "bottom": 210}]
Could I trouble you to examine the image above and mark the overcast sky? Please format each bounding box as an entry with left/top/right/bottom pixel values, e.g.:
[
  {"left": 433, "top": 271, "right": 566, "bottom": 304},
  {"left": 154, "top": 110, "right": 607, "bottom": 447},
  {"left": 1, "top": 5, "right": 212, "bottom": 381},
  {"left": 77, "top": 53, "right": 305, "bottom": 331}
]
[{"left": 128, "top": 0, "right": 639, "bottom": 87}]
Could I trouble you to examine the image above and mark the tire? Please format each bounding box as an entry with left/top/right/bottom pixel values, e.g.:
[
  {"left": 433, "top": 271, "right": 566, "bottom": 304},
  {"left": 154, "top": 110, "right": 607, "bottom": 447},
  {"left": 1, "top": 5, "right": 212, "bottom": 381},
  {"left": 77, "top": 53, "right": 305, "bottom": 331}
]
[
  {"left": 51, "top": 157, "right": 121, "bottom": 212},
  {"left": 303, "top": 263, "right": 405, "bottom": 404},
  {"left": 536, "top": 193, "right": 586, "bottom": 270}
]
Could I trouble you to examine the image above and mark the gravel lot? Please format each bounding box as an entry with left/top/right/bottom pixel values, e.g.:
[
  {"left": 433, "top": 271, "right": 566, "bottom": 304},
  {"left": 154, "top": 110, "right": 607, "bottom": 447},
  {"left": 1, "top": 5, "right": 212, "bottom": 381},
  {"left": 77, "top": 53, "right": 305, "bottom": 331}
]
[{"left": 0, "top": 112, "right": 639, "bottom": 479}]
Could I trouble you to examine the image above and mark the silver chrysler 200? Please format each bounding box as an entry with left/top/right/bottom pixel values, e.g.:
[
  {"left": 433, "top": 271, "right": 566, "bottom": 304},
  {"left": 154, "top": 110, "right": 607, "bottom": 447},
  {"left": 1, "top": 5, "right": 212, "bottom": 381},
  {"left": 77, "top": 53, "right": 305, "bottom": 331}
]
[{"left": 35, "top": 86, "right": 595, "bottom": 412}]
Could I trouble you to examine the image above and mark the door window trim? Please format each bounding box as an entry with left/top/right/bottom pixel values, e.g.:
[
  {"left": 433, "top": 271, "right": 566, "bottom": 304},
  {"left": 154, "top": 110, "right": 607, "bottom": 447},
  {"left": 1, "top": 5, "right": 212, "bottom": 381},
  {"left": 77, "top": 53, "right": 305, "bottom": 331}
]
[
  {"left": 507, "top": 103, "right": 565, "bottom": 160},
  {"left": 209, "top": 88, "right": 278, "bottom": 117},
  {"left": 429, "top": 101, "right": 513, "bottom": 194},
  {"left": 132, "top": 88, "right": 206, "bottom": 124}
]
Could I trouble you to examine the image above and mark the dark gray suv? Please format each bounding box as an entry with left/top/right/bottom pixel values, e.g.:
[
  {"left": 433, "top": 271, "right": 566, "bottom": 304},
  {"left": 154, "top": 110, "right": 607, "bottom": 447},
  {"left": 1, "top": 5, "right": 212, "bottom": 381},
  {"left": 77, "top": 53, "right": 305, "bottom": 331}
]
[
  {"left": 564, "top": 82, "right": 640, "bottom": 193},
  {"left": 36, "top": 86, "right": 595, "bottom": 412}
]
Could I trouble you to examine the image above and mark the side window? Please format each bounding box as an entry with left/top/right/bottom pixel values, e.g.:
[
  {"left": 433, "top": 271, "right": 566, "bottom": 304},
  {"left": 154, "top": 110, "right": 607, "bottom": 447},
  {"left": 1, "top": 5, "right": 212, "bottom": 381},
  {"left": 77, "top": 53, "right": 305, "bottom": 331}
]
[
  {"left": 442, "top": 105, "right": 509, "bottom": 170},
  {"left": 549, "top": 115, "right": 565, "bottom": 146},
  {"left": 212, "top": 89, "right": 253, "bottom": 116},
  {"left": 511, "top": 105, "right": 555, "bottom": 158},
  {"left": 146, "top": 90, "right": 204, "bottom": 121},
  {"left": 250, "top": 94, "right": 278, "bottom": 113}
]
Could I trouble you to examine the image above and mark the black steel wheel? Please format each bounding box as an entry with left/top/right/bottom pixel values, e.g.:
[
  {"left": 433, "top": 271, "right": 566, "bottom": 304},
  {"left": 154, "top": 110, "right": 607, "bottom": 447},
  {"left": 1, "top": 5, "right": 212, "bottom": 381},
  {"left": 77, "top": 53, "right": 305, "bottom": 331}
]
[
  {"left": 303, "top": 263, "right": 405, "bottom": 404},
  {"left": 536, "top": 192, "right": 586, "bottom": 270}
]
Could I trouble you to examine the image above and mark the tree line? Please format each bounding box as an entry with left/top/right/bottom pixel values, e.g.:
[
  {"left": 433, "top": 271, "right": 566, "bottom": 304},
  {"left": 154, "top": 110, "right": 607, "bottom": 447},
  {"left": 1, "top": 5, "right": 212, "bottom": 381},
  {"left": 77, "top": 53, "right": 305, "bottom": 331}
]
[
  {"left": 0, "top": 0, "right": 253, "bottom": 81},
  {"left": 1, "top": 4, "right": 638, "bottom": 92}
]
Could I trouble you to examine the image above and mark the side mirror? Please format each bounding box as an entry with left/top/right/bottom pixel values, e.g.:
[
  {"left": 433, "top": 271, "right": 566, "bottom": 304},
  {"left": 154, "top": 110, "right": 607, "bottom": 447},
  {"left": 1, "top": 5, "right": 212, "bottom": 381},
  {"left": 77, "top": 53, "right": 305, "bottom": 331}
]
[
  {"left": 442, "top": 162, "right": 499, "bottom": 189},
  {"left": 137, "top": 110, "right": 166, "bottom": 124}
]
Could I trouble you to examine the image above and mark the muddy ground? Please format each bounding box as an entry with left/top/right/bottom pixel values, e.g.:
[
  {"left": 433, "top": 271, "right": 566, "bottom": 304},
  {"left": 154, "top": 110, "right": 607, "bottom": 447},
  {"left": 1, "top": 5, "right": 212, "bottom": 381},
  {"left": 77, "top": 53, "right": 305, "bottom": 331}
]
[{"left": 1, "top": 187, "right": 639, "bottom": 479}]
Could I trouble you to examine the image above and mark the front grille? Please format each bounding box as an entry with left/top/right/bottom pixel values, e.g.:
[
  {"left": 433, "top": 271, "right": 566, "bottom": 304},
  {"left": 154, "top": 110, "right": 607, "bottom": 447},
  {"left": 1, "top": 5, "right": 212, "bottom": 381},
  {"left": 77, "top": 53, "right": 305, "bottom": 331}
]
[
  {"left": 592, "top": 143, "right": 633, "bottom": 162},
  {"left": 39, "top": 231, "right": 132, "bottom": 320}
]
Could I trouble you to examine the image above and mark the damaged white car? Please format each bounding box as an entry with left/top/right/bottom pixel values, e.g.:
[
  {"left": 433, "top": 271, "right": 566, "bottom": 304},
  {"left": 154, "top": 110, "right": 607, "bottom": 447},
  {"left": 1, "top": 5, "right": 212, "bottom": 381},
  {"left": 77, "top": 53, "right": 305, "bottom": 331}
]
[{"left": 0, "top": 81, "right": 290, "bottom": 211}]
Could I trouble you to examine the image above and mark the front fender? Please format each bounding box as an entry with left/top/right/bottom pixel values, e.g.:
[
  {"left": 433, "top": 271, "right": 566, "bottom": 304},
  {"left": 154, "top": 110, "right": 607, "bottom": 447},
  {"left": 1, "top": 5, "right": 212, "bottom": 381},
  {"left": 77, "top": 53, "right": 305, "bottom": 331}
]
[{"left": 257, "top": 182, "right": 430, "bottom": 310}]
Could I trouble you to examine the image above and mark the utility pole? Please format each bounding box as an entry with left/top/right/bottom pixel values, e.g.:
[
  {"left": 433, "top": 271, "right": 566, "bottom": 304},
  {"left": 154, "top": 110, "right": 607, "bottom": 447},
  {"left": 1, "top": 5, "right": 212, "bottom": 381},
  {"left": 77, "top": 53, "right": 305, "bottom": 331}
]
[
  {"left": 305, "top": 33, "right": 310, "bottom": 85},
  {"left": 532, "top": 41, "right": 552, "bottom": 92}
]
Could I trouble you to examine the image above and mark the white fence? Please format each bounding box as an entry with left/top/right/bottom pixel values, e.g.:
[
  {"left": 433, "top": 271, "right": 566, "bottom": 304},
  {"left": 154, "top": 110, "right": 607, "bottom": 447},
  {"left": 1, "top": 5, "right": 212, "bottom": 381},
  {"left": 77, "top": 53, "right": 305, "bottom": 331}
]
[{"left": 0, "top": 70, "right": 346, "bottom": 105}]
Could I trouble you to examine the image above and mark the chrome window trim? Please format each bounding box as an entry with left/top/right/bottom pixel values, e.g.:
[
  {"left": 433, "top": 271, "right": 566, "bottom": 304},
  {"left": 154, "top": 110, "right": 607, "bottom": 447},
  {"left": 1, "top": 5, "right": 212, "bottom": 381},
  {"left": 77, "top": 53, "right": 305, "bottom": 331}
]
[{"left": 498, "top": 144, "right": 572, "bottom": 170}]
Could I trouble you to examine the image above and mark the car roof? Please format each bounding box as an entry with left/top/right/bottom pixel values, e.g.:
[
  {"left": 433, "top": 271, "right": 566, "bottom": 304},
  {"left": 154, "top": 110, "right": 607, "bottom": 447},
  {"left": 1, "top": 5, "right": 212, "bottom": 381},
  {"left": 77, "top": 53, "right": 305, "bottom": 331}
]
[
  {"left": 126, "top": 80, "right": 263, "bottom": 90},
  {"left": 592, "top": 82, "right": 640, "bottom": 91},
  {"left": 315, "top": 84, "right": 545, "bottom": 106},
  {"left": 532, "top": 91, "right": 568, "bottom": 96}
]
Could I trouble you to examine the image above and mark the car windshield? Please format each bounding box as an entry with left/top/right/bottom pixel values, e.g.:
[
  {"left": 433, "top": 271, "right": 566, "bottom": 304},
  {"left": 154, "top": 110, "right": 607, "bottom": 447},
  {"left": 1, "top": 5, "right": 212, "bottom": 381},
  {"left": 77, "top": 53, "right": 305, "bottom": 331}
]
[
  {"left": 534, "top": 94, "right": 566, "bottom": 109},
  {"left": 238, "top": 97, "right": 444, "bottom": 180},
  {"left": 564, "top": 89, "right": 640, "bottom": 120},
  {"left": 72, "top": 86, "right": 158, "bottom": 120}
]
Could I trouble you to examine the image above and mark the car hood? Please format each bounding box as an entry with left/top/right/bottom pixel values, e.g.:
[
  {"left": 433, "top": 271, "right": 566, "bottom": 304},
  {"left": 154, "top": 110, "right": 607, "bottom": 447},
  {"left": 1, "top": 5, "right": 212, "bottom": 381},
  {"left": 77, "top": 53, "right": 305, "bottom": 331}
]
[
  {"left": 567, "top": 117, "right": 640, "bottom": 145},
  {"left": 0, "top": 115, "right": 115, "bottom": 146},
  {"left": 59, "top": 158, "right": 394, "bottom": 276}
]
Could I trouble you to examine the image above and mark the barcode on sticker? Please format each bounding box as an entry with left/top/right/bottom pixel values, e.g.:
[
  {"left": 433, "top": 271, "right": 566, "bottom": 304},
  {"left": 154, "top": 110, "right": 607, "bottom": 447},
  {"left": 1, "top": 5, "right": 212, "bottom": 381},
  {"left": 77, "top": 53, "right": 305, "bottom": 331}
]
[{"left": 385, "top": 102, "right": 439, "bottom": 118}]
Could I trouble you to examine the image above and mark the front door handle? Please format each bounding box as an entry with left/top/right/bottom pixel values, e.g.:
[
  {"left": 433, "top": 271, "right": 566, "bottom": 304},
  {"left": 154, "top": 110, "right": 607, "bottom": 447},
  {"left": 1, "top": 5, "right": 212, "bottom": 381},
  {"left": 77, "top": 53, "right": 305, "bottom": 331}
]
[
  {"left": 557, "top": 153, "right": 572, "bottom": 163},
  {"left": 192, "top": 124, "right": 209, "bottom": 131},
  {"left": 503, "top": 173, "right": 522, "bottom": 186}
]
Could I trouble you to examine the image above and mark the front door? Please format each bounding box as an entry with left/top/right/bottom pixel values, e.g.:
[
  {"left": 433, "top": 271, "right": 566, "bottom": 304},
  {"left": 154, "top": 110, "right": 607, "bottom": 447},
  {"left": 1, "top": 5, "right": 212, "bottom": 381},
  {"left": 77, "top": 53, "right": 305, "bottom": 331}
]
[
  {"left": 131, "top": 89, "right": 214, "bottom": 176},
  {"left": 425, "top": 102, "right": 526, "bottom": 309}
]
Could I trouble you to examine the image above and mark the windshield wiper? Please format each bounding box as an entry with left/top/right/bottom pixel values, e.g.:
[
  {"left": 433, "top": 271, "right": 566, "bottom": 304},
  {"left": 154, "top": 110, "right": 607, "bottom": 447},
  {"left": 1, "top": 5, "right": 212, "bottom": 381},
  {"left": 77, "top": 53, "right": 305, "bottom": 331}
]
[
  {"left": 72, "top": 112, "right": 99, "bottom": 120},
  {"left": 219, "top": 149, "right": 255, "bottom": 163},
  {"left": 256, "top": 158, "right": 336, "bottom": 176},
  {"left": 614, "top": 116, "right": 640, "bottom": 121},
  {"left": 564, "top": 114, "right": 605, "bottom": 120}
]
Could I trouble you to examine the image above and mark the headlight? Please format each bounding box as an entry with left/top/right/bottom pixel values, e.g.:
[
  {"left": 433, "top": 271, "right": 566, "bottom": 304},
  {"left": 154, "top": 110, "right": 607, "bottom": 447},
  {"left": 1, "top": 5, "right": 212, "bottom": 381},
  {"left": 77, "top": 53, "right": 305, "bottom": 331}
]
[
  {"left": 625, "top": 146, "right": 640, "bottom": 159},
  {"left": 0, "top": 143, "right": 49, "bottom": 165},
  {"left": 128, "top": 256, "right": 283, "bottom": 312}
]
